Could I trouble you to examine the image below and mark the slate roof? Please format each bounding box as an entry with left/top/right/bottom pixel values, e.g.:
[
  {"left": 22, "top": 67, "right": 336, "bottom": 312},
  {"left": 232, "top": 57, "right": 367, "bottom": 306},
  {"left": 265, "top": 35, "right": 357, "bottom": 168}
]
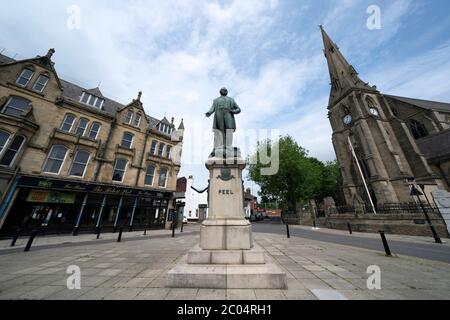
[
  {"left": 416, "top": 129, "right": 450, "bottom": 163},
  {"left": 0, "top": 52, "right": 176, "bottom": 134},
  {"left": 0, "top": 53, "right": 15, "bottom": 65},
  {"left": 59, "top": 79, "right": 124, "bottom": 116},
  {"left": 385, "top": 95, "right": 450, "bottom": 113}
]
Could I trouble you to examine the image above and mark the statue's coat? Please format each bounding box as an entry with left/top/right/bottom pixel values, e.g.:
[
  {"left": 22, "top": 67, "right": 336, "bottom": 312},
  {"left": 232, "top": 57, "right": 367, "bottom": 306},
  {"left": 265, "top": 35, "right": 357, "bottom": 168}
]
[{"left": 206, "top": 96, "right": 241, "bottom": 132}]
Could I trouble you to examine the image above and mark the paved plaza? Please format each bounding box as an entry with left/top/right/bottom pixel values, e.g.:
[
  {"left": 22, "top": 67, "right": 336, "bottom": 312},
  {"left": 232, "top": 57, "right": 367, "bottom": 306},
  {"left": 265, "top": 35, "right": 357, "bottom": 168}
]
[{"left": 0, "top": 224, "right": 450, "bottom": 300}]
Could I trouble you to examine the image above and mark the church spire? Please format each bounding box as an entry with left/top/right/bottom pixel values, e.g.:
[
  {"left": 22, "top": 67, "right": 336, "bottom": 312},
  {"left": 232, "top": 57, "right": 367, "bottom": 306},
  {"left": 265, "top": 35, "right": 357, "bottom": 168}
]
[{"left": 320, "top": 26, "right": 374, "bottom": 105}]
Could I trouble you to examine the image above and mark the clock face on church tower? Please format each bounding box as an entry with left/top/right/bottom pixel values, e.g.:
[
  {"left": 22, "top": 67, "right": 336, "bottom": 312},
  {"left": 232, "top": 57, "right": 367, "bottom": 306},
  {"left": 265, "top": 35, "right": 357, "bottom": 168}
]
[
  {"left": 343, "top": 114, "right": 352, "bottom": 125},
  {"left": 369, "top": 108, "right": 379, "bottom": 117}
]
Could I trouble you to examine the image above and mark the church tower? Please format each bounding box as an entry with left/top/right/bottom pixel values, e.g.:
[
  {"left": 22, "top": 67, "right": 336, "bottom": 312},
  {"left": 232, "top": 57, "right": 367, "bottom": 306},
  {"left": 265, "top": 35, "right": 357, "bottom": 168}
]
[{"left": 321, "top": 26, "right": 442, "bottom": 206}]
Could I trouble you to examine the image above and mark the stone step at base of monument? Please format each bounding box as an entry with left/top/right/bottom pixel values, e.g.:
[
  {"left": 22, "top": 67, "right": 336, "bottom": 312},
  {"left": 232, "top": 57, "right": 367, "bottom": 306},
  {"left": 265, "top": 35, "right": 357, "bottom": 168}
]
[
  {"left": 187, "top": 244, "right": 266, "bottom": 265},
  {"left": 167, "top": 263, "right": 287, "bottom": 289}
]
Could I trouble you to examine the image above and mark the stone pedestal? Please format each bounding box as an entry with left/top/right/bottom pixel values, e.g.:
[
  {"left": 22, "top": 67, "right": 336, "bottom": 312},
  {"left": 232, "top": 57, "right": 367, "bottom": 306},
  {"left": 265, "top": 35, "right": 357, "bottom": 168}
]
[{"left": 167, "top": 154, "right": 287, "bottom": 289}]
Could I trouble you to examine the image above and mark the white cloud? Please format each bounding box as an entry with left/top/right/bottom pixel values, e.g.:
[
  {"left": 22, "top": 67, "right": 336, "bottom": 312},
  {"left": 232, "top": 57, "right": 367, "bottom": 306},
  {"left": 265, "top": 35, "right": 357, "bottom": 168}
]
[{"left": 370, "top": 41, "right": 450, "bottom": 101}]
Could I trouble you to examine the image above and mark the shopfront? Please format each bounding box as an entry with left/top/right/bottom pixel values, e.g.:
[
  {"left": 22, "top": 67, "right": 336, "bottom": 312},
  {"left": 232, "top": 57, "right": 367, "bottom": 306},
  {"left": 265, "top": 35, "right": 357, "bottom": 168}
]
[{"left": 0, "top": 175, "right": 172, "bottom": 238}]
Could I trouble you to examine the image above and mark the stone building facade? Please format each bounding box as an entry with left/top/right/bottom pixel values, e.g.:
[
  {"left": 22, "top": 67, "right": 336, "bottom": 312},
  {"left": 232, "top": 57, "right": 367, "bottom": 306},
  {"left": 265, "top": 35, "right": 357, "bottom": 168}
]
[
  {"left": 321, "top": 27, "right": 450, "bottom": 208},
  {"left": 0, "top": 49, "right": 184, "bottom": 237}
]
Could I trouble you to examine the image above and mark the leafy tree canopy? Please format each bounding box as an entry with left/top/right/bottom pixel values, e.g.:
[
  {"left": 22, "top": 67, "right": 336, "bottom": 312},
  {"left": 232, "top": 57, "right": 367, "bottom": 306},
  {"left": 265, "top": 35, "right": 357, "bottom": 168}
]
[{"left": 247, "top": 135, "right": 341, "bottom": 211}]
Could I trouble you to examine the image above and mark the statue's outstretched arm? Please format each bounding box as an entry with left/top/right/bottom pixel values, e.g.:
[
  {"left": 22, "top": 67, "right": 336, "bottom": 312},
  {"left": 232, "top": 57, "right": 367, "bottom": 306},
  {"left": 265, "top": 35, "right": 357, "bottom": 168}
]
[{"left": 205, "top": 102, "right": 216, "bottom": 117}]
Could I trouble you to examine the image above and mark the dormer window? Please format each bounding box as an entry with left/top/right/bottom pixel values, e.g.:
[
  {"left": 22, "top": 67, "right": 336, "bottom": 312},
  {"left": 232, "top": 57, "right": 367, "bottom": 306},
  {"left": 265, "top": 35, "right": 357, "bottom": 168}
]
[
  {"left": 79, "top": 92, "right": 104, "bottom": 109},
  {"left": 124, "top": 110, "right": 133, "bottom": 124},
  {"left": 16, "top": 68, "right": 34, "bottom": 87},
  {"left": 32, "top": 75, "right": 49, "bottom": 93},
  {"left": 158, "top": 123, "right": 172, "bottom": 134}
]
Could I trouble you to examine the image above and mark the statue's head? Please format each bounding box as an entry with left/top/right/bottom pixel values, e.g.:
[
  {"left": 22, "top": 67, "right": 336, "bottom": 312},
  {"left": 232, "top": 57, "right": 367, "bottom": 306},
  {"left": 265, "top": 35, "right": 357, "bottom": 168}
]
[{"left": 220, "top": 87, "right": 228, "bottom": 96}]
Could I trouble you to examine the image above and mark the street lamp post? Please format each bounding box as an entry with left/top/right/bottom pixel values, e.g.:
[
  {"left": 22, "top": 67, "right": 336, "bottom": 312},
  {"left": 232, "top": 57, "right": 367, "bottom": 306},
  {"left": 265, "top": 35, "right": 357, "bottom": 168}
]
[{"left": 410, "top": 185, "right": 442, "bottom": 244}]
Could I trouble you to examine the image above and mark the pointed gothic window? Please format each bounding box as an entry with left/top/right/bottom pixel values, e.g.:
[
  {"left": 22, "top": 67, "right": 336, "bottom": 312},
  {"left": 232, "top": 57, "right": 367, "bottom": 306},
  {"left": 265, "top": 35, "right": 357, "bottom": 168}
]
[{"left": 409, "top": 119, "right": 428, "bottom": 140}]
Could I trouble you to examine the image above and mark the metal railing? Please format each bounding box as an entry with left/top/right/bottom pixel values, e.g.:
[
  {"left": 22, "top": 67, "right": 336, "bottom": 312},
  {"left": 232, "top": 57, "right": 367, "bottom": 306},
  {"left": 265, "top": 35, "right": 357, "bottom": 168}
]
[{"left": 334, "top": 202, "right": 439, "bottom": 215}]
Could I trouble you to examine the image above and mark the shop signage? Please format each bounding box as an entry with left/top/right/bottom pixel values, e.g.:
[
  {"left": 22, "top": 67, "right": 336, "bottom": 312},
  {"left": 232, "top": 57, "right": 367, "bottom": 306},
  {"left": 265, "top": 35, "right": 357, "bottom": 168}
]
[
  {"left": 27, "top": 190, "right": 76, "bottom": 204},
  {"left": 18, "top": 176, "right": 172, "bottom": 198}
]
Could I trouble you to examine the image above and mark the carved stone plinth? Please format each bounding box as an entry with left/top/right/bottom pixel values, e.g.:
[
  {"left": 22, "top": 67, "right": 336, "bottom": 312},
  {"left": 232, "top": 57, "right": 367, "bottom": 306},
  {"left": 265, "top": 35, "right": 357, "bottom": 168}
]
[{"left": 167, "top": 154, "right": 287, "bottom": 289}]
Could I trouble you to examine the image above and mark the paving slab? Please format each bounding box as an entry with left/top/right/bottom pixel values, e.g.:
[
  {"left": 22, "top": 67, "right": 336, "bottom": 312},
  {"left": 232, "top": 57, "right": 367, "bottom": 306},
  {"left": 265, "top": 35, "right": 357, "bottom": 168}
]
[{"left": 0, "top": 224, "right": 449, "bottom": 300}]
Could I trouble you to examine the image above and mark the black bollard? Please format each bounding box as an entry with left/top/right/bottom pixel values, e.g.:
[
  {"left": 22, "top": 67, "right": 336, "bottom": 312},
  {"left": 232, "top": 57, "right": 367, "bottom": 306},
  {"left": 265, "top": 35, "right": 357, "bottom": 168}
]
[
  {"left": 313, "top": 220, "right": 317, "bottom": 228},
  {"left": 172, "top": 223, "right": 175, "bottom": 238},
  {"left": 96, "top": 227, "right": 101, "bottom": 239},
  {"left": 286, "top": 223, "right": 290, "bottom": 239},
  {"left": 144, "top": 226, "right": 147, "bottom": 236},
  {"left": 24, "top": 230, "right": 38, "bottom": 252},
  {"left": 379, "top": 231, "right": 392, "bottom": 257},
  {"left": 10, "top": 228, "right": 22, "bottom": 247},
  {"left": 117, "top": 227, "right": 123, "bottom": 242},
  {"left": 347, "top": 223, "right": 353, "bottom": 235},
  {"left": 72, "top": 226, "right": 79, "bottom": 236},
  {"left": 430, "top": 225, "right": 442, "bottom": 244}
]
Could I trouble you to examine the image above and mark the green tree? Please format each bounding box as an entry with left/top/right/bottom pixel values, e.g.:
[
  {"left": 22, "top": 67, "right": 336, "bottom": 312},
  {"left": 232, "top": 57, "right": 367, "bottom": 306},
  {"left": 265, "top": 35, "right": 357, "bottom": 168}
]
[
  {"left": 248, "top": 136, "right": 343, "bottom": 211},
  {"left": 320, "top": 160, "right": 342, "bottom": 202},
  {"left": 247, "top": 136, "right": 323, "bottom": 212}
]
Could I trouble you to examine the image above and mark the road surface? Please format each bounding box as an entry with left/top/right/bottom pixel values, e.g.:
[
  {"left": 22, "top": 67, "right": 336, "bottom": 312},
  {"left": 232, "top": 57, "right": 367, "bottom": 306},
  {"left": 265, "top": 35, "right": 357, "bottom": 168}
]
[{"left": 252, "top": 222, "right": 450, "bottom": 264}]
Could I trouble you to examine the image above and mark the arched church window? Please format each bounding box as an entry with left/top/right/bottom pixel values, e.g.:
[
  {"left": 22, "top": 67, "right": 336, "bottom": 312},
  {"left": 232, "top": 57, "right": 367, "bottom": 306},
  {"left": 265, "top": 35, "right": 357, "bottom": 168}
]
[
  {"left": 358, "top": 159, "right": 371, "bottom": 180},
  {"left": 409, "top": 119, "right": 429, "bottom": 139}
]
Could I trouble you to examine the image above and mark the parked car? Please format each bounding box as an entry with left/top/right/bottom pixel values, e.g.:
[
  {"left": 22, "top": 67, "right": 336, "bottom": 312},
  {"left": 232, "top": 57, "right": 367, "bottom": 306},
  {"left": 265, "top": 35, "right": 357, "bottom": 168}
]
[{"left": 183, "top": 216, "right": 188, "bottom": 224}]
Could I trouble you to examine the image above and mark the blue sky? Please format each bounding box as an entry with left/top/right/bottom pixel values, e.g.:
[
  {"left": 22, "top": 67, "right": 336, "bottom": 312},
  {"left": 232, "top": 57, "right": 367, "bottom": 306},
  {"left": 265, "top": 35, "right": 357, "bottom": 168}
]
[{"left": 1, "top": 0, "right": 450, "bottom": 192}]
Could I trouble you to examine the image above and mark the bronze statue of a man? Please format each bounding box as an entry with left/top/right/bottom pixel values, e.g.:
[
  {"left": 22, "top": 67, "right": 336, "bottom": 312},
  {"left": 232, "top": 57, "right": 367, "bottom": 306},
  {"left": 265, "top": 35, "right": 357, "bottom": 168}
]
[{"left": 206, "top": 88, "right": 241, "bottom": 156}]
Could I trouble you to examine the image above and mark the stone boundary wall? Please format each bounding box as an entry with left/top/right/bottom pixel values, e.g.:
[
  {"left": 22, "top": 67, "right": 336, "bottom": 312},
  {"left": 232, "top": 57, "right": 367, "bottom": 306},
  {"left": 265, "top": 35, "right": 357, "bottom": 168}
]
[
  {"left": 327, "top": 214, "right": 449, "bottom": 238},
  {"left": 297, "top": 214, "right": 450, "bottom": 238}
]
